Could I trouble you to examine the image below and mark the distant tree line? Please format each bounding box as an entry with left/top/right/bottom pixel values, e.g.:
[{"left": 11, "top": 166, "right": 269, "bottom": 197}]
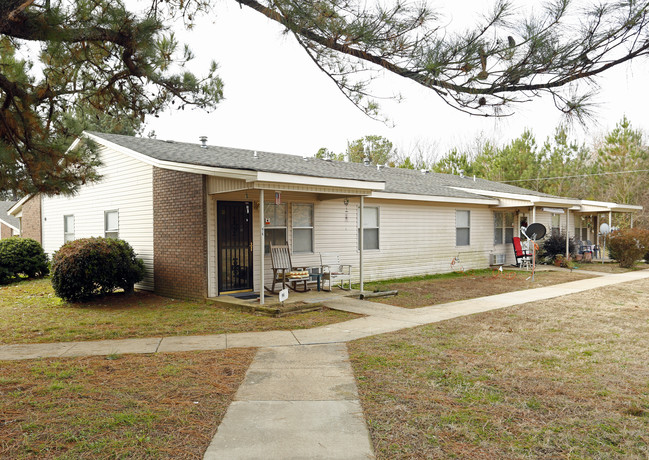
[{"left": 316, "top": 117, "right": 649, "bottom": 228}]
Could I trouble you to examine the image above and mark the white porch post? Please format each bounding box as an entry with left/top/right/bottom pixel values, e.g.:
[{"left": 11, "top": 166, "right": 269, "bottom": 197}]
[
  {"left": 532, "top": 205, "right": 536, "bottom": 222},
  {"left": 259, "top": 189, "right": 265, "bottom": 305},
  {"left": 359, "top": 196, "right": 364, "bottom": 294},
  {"left": 609, "top": 211, "right": 612, "bottom": 228},
  {"left": 565, "top": 208, "right": 570, "bottom": 258}
]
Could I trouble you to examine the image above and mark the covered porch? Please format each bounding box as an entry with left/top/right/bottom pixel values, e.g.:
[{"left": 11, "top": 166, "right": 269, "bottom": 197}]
[{"left": 204, "top": 172, "right": 385, "bottom": 304}]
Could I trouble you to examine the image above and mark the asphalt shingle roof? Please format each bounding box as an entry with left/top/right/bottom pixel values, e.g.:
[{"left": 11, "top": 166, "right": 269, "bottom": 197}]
[
  {"left": 0, "top": 201, "right": 19, "bottom": 229},
  {"left": 88, "top": 132, "right": 560, "bottom": 201}
]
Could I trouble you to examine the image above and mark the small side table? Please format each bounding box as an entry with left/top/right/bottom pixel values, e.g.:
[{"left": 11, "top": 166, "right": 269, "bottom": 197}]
[{"left": 309, "top": 268, "right": 323, "bottom": 291}]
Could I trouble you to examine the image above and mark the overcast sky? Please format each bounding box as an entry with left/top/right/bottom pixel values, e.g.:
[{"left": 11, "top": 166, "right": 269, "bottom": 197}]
[{"left": 144, "top": 1, "right": 649, "bottom": 162}]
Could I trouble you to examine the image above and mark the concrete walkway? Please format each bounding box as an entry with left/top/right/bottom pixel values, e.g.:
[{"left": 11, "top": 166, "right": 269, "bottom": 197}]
[
  {"left": 203, "top": 344, "right": 373, "bottom": 459},
  {"left": 3, "top": 270, "right": 649, "bottom": 459},
  {"left": 2, "top": 270, "right": 649, "bottom": 361}
]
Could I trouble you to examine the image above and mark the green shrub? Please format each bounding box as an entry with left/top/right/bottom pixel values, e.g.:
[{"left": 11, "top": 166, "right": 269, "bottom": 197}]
[
  {"left": 541, "top": 232, "right": 577, "bottom": 262},
  {"left": 606, "top": 228, "right": 649, "bottom": 268},
  {"left": 0, "top": 237, "right": 49, "bottom": 284},
  {"left": 51, "top": 237, "right": 145, "bottom": 302}
]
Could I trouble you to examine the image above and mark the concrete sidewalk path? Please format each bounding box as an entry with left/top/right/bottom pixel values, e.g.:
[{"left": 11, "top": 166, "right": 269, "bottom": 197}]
[
  {"left": 2, "top": 270, "right": 649, "bottom": 362},
  {"left": 203, "top": 344, "right": 374, "bottom": 460}
]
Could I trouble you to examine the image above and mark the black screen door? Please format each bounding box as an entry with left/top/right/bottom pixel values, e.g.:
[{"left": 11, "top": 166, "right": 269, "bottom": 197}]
[{"left": 217, "top": 201, "right": 253, "bottom": 293}]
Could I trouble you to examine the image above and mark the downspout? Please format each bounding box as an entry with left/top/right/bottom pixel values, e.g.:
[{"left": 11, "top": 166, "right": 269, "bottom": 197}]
[
  {"left": 359, "top": 196, "right": 364, "bottom": 295},
  {"left": 565, "top": 208, "right": 570, "bottom": 258},
  {"left": 259, "top": 189, "right": 265, "bottom": 305}
]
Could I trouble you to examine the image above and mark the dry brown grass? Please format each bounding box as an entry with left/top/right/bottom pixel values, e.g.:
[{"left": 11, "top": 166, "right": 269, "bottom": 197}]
[
  {"left": 349, "top": 278, "right": 649, "bottom": 459},
  {"left": 0, "top": 349, "right": 255, "bottom": 459},
  {"left": 368, "top": 269, "right": 594, "bottom": 308},
  {"left": 0, "top": 278, "right": 357, "bottom": 344},
  {"left": 575, "top": 261, "right": 649, "bottom": 273}
]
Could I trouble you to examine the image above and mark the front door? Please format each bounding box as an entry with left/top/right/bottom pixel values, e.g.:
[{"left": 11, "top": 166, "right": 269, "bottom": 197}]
[{"left": 217, "top": 201, "right": 253, "bottom": 293}]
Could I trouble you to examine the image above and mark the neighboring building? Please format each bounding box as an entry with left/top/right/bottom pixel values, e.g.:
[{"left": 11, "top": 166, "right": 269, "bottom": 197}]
[
  {"left": 0, "top": 201, "right": 20, "bottom": 239},
  {"left": 9, "top": 132, "right": 642, "bottom": 300}
]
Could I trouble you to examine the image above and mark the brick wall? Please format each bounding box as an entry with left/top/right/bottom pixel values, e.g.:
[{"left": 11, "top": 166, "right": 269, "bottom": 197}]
[
  {"left": 153, "top": 168, "right": 207, "bottom": 299},
  {"left": 1, "top": 223, "right": 14, "bottom": 239},
  {"left": 21, "top": 195, "right": 42, "bottom": 243}
]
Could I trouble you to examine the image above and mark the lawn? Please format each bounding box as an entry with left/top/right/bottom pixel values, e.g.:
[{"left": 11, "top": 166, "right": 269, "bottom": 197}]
[
  {"left": 0, "top": 278, "right": 357, "bottom": 345},
  {"left": 574, "top": 261, "right": 649, "bottom": 273},
  {"left": 349, "top": 278, "right": 649, "bottom": 459},
  {"left": 364, "top": 268, "right": 595, "bottom": 308},
  {"left": 0, "top": 348, "right": 255, "bottom": 459}
]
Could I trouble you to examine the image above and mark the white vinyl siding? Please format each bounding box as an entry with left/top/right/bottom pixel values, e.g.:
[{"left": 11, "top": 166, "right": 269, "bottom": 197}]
[
  {"left": 456, "top": 210, "right": 470, "bottom": 246},
  {"left": 207, "top": 189, "right": 510, "bottom": 293},
  {"left": 292, "top": 203, "right": 313, "bottom": 253},
  {"left": 104, "top": 210, "right": 119, "bottom": 238},
  {"left": 41, "top": 145, "right": 154, "bottom": 290}
]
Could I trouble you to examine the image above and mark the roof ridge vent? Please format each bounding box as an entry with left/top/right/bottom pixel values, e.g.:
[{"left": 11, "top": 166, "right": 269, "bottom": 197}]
[
  {"left": 253, "top": 151, "right": 259, "bottom": 159},
  {"left": 420, "top": 169, "right": 429, "bottom": 174},
  {"left": 199, "top": 136, "right": 208, "bottom": 148}
]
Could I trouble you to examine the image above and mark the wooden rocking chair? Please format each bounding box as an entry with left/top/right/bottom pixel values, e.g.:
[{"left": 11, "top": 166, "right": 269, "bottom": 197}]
[{"left": 266, "top": 244, "right": 310, "bottom": 294}]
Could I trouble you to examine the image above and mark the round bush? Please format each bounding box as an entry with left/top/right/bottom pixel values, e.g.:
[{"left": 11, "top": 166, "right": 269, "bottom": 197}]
[
  {"left": 51, "top": 237, "right": 145, "bottom": 302},
  {"left": 541, "top": 232, "right": 577, "bottom": 262},
  {"left": 606, "top": 228, "right": 649, "bottom": 268},
  {"left": 0, "top": 237, "right": 49, "bottom": 284}
]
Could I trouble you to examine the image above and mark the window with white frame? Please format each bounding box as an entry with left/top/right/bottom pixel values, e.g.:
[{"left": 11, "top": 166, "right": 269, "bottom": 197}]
[
  {"left": 64, "top": 215, "right": 75, "bottom": 243},
  {"left": 292, "top": 203, "right": 313, "bottom": 253},
  {"left": 456, "top": 210, "right": 470, "bottom": 246},
  {"left": 105, "top": 210, "right": 119, "bottom": 238},
  {"left": 494, "top": 211, "right": 515, "bottom": 245},
  {"left": 551, "top": 214, "right": 561, "bottom": 237},
  {"left": 264, "top": 202, "right": 287, "bottom": 253},
  {"left": 358, "top": 206, "right": 379, "bottom": 250}
]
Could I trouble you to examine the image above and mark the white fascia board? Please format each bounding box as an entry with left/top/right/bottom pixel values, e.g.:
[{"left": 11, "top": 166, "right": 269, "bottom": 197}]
[
  {"left": 370, "top": 191, "right": 498, "bottom": 205},
  {"left": 450, "top": 186, "right": 581, "bottom": 206},
  {"left": 7, "top": 194, "right": 31, "bottom": 216},
  {"left": 579, "top": 199, "right": 642, "bottom": 212},
  {"left": 252, "top": 171, "right": 385, "bottom": 191},
  {"left": 83, "top": 131, "right": 257, "bottom": 180},
  {"left": 0, "top": 219, "right": 20, "bottom": 232}
]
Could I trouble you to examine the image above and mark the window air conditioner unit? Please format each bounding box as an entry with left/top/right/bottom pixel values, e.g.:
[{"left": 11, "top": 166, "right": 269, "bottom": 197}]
[{"left": 492, "top": 253, "right": 506, "bottom": 265}]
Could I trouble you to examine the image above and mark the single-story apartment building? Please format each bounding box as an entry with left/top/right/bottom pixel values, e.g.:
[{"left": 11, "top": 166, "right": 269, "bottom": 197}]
[
  {"left": 9, "top": 131, "right": 642, "bottom": 301},
  {"left": 0, "top": 201, "right": 20, "bottom": 239}
]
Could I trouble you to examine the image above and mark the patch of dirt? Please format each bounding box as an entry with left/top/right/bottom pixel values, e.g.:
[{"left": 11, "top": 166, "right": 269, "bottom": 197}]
[
  {"left": 0, "top": 349, "right": 255, "bottom": 459},
  {"left": 371, "top": 269, "right": 594, "bottom": 308}
]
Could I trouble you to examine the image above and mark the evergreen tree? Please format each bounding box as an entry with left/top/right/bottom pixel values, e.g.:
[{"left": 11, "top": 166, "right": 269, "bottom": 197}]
[
  {"left": 3, "top": 0, "right": 649, "bottom": 194},
  {"left": 594, "top": 117, "right": 649, "bottom": 226},
  {"left": 346, "top": 135, "right": 396, "bottom": 166}
]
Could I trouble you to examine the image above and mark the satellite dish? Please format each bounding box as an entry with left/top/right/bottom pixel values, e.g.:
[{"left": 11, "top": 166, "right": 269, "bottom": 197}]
[
  {"left": 600, "top": 223, "right": 610, "bottom": 235},
  {"left": 526, "top": 223, "right": 547, "bottom": 240}
]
